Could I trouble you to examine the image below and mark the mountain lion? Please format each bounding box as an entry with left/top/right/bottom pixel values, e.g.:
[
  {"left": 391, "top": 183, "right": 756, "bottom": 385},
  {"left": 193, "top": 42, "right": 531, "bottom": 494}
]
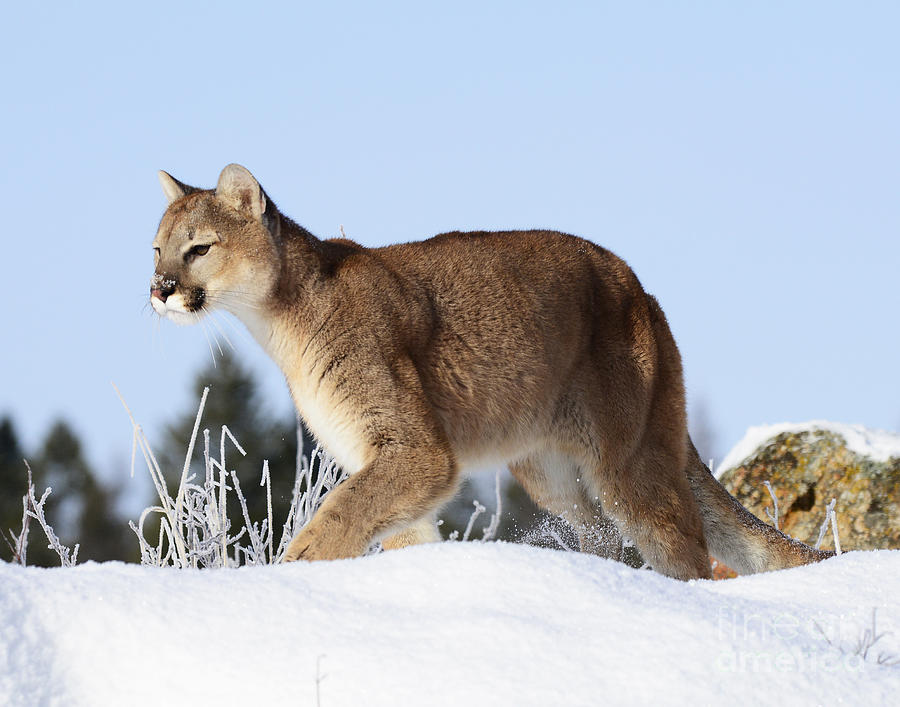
[{"left": 149, "top": 163, "right": 832, "bottom": 579}]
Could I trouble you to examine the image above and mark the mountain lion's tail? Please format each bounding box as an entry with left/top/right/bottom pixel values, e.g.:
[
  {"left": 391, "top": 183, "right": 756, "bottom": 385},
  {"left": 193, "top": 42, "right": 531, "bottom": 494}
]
[{"left": 685, "top": 441, "right": 834, "bottom": 573}]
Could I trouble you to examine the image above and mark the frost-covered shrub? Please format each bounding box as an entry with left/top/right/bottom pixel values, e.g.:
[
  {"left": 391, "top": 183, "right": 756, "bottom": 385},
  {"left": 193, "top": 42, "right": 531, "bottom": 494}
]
[
  {"left": 119, "top": 386, "right": 347, "bottom": 568},
  {"left": 2, "top": 461, "right": 79, "bottom": 567},
  {"left": 7, "top": 387, "right": 549, "bottom": 570}
]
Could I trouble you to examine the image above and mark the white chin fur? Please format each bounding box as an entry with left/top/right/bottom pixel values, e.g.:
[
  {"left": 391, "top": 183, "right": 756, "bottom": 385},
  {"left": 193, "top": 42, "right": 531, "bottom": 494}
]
[
  {"left": 167, "top": 310, "right": 198, "bottom": 326},
  {"left": 150, "top": 296, "right": 167, "bottom": 316},
  {"left": 151, "top": 293, "right": 201, "bottom": 326}
]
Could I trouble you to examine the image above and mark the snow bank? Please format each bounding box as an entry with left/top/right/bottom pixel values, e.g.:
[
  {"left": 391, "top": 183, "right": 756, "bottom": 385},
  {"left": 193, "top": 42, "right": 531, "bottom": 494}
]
[
  {"left": 717, "top": 421, "right": 900, "bottom": 478},
  {"left": 2, "top": 543, "right": 899, "bottom": 706}
]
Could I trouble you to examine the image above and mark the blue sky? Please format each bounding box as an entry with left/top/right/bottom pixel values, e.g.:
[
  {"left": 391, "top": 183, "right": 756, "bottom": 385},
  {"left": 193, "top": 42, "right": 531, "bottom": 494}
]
[{"left": 1, "top": 2, "right": 897, "bottom": 482}]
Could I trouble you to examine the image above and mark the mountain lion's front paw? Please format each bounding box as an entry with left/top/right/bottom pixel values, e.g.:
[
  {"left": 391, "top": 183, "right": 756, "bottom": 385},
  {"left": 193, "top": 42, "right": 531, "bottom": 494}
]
[
  {"left": 283, "top": 536, "right": 312, "bottom": 562},
  {"left": 283, "top": 519, "right": 366, "bottom": 562}
]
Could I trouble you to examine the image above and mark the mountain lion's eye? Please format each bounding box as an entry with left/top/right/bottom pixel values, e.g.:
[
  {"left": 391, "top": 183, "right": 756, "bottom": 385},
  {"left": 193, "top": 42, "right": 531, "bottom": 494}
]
[{"left": 187, "top": 244, "right": 211, "bottom": 260}]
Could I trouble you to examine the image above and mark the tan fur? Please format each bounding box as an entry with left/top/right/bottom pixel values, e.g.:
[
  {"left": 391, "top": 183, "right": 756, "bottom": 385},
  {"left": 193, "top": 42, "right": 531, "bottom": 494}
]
[{"left": 149, "top": 164, "right": 833, "bottom": 580}]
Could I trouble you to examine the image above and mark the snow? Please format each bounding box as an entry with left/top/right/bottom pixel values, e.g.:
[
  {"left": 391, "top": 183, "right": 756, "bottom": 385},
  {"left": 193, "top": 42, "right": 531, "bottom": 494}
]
[
  {"left": 2, "top": 542, "right": 899, "bottom": 706},
  {"left": 716, "top": 421, "right": 900, "bottom": 478}
]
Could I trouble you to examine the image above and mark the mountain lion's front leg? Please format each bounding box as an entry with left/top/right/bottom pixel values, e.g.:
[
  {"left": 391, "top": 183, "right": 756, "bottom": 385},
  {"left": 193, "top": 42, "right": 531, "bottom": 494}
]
[
  {"left": 284, "top": 358, "right": 458, "bottom": 562},
  {"left": 284, "top": 447, "right": 456, "bottom": 561}
]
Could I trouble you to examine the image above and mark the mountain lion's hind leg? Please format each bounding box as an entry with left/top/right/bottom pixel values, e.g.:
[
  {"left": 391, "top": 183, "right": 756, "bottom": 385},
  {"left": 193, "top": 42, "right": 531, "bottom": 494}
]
[
  {"left": 381, "top": 513, "right": 441, "bottom": 550},
  {"left": 510, "top": 452, "right": 623, "bottom": 560},
  {"left": 584, "top": 438, "right": 711, "bottom": 580}
]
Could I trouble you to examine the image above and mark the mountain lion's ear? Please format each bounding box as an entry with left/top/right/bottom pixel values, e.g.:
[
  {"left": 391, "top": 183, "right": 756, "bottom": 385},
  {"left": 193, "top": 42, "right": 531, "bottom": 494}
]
[
  {"left": 216, "top": 163, "right": 266, "bottom": 222},
  {"left": 158, "top": 170, "right": 197, "bottom": 204}
]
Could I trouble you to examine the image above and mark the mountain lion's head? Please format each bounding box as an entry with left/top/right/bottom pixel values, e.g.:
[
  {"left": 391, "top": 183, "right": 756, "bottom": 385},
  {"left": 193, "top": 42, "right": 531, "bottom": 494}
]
[{"left": 150, "top": 164, "right": 279, "bottom": 325}]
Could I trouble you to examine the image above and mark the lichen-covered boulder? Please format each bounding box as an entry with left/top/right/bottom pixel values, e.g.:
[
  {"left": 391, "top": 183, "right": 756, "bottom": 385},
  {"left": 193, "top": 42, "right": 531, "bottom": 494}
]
[{"left": 716, "top": 422, "right": 900, "bottom": 552}]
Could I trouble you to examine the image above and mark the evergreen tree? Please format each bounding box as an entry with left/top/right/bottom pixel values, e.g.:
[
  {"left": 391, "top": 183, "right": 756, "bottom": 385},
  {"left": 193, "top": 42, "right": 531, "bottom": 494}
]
[
  {"left": 32, "top": 420, "right": 135, "bottom": 564},
  {"left": 2, "top": 415, "right": 138, "bottom": 565},
  {"left": 156, "top": 353, "right": 315, "bottom": 534},
  {"left": 0, "top": 416, "right": 27, "bottom": 554}
]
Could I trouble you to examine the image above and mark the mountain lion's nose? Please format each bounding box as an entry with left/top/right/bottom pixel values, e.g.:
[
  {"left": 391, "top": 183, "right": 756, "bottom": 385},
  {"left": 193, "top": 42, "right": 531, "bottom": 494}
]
[{"left": 150, "top": 281, "right": 175, "bottom": 302}]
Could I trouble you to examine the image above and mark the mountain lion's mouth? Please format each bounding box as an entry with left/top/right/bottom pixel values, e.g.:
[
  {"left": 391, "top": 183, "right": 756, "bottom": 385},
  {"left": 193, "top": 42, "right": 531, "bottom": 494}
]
[{"left": 150, "top": 292, "right": 199, "bottom": 325}]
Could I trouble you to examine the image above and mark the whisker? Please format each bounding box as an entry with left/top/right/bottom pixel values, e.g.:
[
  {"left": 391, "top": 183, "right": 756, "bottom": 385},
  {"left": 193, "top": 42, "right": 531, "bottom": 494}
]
[
  {"left": 153, "top": 314, "right": 166, "bottom": 361},
  {"left": 210, "top": 288, "right": 260, "bottom": 296},
  {"left": 196, "top": 313, "right": 218, "bottom": 368},
  {"left": 206, "top": 320, "right": 221, "bottom": 365},
  {"left": 209, "top": 313, "right": 236, "bottom": 352},
  {"left": 217, "top": 311, "right": 253, "bottom": 346},
  {"left": 201, "top": 307, "right": 225, "bottom": 357},
  {"left": 206, "top": 291, "right": 265, "bottom": 311},
  {"left": 211, "top": 301, "right": 264, "bottom": 313}
]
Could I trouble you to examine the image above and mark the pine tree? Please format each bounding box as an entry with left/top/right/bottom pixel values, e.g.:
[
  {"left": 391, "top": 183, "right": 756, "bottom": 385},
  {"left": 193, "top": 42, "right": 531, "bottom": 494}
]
[
  {"left": 155, "top": 353, "right": 315, "bottom": 534},
  {"left": 0, "top": 416, "right": 27, "bottom": 555},
  {"left": 32, "top": 420, "right": 135, "bottom": 564}
]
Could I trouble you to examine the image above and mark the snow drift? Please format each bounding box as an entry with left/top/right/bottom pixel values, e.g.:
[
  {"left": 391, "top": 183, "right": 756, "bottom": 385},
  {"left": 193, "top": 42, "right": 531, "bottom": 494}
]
[{"left": 2, "top": 542, "right": 898, "bottom": 706}]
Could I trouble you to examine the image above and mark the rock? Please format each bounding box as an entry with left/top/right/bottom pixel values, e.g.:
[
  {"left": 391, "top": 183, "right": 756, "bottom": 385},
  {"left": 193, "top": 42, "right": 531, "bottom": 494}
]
[{"left": 717, "top": 423, "right": 900, "bottom": 552}]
